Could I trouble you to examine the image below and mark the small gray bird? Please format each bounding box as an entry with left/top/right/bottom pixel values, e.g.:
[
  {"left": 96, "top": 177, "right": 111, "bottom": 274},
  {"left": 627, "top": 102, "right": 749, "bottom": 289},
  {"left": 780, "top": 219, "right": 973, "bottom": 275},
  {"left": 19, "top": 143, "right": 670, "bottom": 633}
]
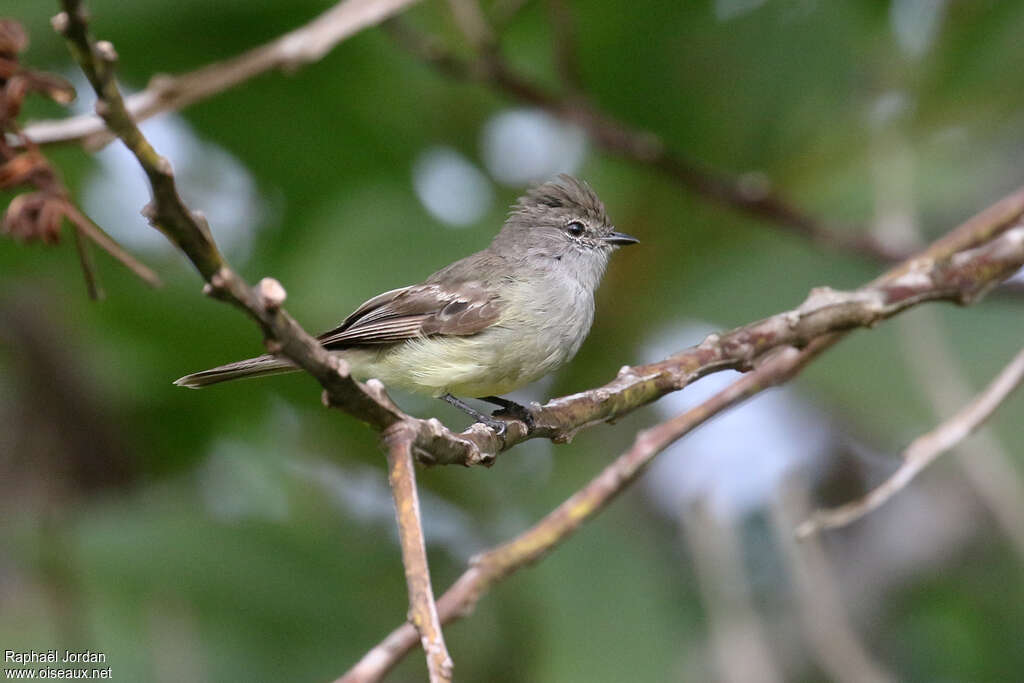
[{"left": 175, "top": 175, "right": 637, "bottom": 433}]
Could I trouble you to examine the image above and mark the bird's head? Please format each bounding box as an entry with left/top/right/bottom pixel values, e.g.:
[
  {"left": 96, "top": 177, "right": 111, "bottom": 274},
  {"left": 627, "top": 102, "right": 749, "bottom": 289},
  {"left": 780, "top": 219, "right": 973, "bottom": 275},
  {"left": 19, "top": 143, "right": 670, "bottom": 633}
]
[{"left": 494, "top": 175, "right": 637, "bottom": 287}]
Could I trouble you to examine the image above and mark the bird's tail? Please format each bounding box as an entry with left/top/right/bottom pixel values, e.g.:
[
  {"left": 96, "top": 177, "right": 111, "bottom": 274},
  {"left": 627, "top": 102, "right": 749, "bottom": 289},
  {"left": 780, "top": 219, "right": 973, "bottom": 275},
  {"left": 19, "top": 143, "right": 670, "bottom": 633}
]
[{"left": 174, "top": 354, "right": 298, "bottom": 388}]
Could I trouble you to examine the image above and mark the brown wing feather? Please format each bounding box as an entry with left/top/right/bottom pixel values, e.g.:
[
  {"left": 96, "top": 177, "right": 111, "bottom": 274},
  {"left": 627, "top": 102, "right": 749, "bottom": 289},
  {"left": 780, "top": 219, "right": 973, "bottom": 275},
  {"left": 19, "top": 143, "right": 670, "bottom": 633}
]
[
  {"left": 336, "top": 286, "right": 412, "bottom": 328},
  {"left": 318, "top": 281, "right": 501, "bottom": 348}
]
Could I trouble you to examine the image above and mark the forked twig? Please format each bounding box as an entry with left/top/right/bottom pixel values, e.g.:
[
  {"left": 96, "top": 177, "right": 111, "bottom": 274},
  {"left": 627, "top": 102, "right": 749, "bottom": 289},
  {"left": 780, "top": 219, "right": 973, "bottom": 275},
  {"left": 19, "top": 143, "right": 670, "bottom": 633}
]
[
  {"left": 797, "top": 346, "right": 1024, "bottom": 538},
  {"left": 383, "top": 423, "right": 453, "bottom": 683}
]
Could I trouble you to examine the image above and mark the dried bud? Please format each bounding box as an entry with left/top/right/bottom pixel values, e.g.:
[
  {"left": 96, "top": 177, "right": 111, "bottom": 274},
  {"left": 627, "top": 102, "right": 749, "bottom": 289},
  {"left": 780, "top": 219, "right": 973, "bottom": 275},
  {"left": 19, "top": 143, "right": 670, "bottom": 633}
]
[
  {"left": 1, "top": 73, "right": 28, "bottom": 121},
  {"left": 23, "top": 71, "right": 75, "bottom": 105},
  {"left": 0, "top": 20, "right": 28, "bottom": 58},
  {"left": 2, "top": 192, "right": 68, "bottom": 244},
  {"left": 0, "top": 21, "right": 74, "bottom": 122},
  {"left": 0, "top": 152, "right": 51, "bottom": 189}
]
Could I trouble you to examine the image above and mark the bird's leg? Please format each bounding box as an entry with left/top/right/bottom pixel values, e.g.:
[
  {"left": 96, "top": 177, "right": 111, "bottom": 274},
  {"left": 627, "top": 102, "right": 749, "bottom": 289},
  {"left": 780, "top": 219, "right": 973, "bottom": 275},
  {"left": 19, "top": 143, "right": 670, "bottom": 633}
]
[
  {"left": 440, "top": 394, "right": 508, "bottom": 436},
  {"left": 480, "top": 395, "right": 536, "bottom": 430}
]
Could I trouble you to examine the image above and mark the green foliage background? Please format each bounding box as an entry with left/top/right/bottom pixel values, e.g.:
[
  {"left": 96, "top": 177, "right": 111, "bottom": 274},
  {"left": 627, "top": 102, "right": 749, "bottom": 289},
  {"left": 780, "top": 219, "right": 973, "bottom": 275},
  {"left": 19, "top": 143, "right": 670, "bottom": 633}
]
[{"left": 3, "top": 1, "right": 1024, "bottom": 681}]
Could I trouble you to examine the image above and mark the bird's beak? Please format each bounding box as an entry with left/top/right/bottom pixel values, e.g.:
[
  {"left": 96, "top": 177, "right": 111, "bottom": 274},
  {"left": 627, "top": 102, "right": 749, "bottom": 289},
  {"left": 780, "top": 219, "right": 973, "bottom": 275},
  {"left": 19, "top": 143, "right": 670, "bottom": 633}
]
[{"left": 603, "top": 231, "right": 639, "bottom": 246}]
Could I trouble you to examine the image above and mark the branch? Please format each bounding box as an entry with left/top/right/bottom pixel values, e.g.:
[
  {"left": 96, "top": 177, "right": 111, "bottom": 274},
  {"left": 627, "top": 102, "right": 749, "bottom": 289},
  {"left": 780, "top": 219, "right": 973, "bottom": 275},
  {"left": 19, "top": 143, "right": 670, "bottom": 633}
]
[
  {"left": 338, "top": 344, "right": 830, "bottom": 682},
  {"left": 24, "top": 0, "right": 423, "bottom": 148},
  {"left": 53, "top": 0, "right": 453, "bottom": 453},
  {"left": 70, "top": 224, "right": 102, "bottom": 299},
  {"left": 1, "top": 18, "right": 160, "bottom": 291},
  {"left": 31, "top": 0, "right": 909, "bottom": 263},
  {"left": 52, "top": 5, "right": 1024, "bottom": 680},
  {"left": 796, "top": 346, "right": 1024, "bottom": 539},
  {"left": 49, "top": 0, "right": 1024, "bottom": 479},
  {"left": 490, "top": 205, "right": 1024, "bottom": 462},
  {"left": 337, "top": 187, "right": 1024, "bottom": 677},
  {"left": 381, "top": 203, "right": 1024, "bottom": 467},
  {"left": 385, "top": 20, "right": 911, "bottom": 262},
  {"left": 383, "top": 423, "right": 453, "bottom": 683},
  {"left": 62, "top": 202, "right": 161, "bottom": 287},
  {"left": 898, "top": 311, "right": 1024, "bottom": 560}
]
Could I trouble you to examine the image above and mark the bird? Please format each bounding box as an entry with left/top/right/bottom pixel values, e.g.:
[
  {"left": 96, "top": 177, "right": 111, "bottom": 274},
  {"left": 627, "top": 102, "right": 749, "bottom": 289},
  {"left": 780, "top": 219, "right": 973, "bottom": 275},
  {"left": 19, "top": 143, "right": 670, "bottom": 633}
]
[{"left": 175, "top": 174, "right": 637, "bottom": 434}]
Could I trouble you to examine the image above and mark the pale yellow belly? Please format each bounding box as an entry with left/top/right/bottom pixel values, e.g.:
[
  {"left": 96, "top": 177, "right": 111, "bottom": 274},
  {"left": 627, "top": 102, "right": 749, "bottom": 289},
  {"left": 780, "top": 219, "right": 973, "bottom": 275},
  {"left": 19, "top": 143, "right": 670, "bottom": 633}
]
[
  {"left": 340, "top": 325, "right": 579, "bottom": 398},
  {"left": 340, "top": 277, "right": 595, "bottom": 397}
]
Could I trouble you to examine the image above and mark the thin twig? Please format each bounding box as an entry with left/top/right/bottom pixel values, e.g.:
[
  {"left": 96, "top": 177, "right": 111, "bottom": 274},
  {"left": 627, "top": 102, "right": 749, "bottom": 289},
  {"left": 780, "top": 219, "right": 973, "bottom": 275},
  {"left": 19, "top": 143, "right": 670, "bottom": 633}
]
[
  {"left": 383, "top": 422, "right": 453, "bottom": 683},
  {"left": 63, "top": 203, "right": 162, "bottom": 287},
  {"left": 796, "top": 346, "right": 1024, "bottom": 538},
  {"left": 872, "top": 122, "right": 1024, "bottom": 559},
  {"left": 899, "top": 299, "right": 1024, "bottom": 559},
  {"left": 70, "top": 224, "right": 103, "bottom": 299},
  {"left": 25, "top": 0, "right": 424, "bottom": 148}
]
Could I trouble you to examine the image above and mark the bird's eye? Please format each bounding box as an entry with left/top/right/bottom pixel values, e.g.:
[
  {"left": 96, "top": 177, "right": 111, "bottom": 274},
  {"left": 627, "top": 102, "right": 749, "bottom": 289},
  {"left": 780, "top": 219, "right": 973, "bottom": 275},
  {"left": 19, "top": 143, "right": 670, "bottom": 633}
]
[{"left": 566, "top": 221, "right": 585, "bottom": 236}]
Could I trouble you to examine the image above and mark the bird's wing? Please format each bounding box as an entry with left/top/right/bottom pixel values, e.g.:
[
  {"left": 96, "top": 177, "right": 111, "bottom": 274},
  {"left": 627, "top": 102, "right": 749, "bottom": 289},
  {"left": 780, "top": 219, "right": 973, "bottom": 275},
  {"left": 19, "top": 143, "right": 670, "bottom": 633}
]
[{"left": 317, "top": 281, "right": 502, "bottom": 348}]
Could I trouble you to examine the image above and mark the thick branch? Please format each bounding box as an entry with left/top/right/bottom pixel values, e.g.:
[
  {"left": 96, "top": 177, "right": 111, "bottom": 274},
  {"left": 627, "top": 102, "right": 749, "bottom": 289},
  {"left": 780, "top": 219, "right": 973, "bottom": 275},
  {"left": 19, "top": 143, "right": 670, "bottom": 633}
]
[
  {"left": 56, "top": 2, "right": 224, "bottom": 276},
  {"left": 25, "top": 0, "right": 422, "bottom": 148},
  {"left": 796, "top": 346, "right": 1024, "bottom": 538},
  {"left": 383, "top": 423, "right": 453, "bottom": 683},
  {"left": 486, "top": 214, "right": 1024, "bottom": 462}
]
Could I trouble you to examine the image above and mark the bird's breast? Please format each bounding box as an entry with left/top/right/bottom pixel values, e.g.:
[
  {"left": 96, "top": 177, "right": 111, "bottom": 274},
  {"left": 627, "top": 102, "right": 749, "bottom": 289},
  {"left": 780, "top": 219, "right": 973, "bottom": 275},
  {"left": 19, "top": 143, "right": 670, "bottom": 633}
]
[{"left": 491, "top": 275, "right": 595, "bottom": 375}]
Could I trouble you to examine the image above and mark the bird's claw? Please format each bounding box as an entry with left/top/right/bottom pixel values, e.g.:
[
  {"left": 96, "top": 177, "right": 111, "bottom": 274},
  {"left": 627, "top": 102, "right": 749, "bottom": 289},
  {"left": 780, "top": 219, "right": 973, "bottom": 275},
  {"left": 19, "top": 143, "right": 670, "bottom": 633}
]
[
  {"left": 492, "top": 404, "right": 535, "bottom": 431},
  {"left": 477, "top": 415, "right": 508, "bottom": 437}
]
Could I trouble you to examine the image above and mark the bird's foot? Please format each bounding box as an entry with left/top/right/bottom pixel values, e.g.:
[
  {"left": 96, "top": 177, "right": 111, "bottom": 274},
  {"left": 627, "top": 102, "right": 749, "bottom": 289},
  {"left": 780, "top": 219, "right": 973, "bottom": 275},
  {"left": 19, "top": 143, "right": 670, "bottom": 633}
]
[
  {"left": 475, "top": 413, "right": 510, "bottom": 437},
  {"left": 481, "top": 396, "right": 536, "bottom": 431},
  {"left": 440, "top": 393, "right": 509, "bottom": 437}
]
